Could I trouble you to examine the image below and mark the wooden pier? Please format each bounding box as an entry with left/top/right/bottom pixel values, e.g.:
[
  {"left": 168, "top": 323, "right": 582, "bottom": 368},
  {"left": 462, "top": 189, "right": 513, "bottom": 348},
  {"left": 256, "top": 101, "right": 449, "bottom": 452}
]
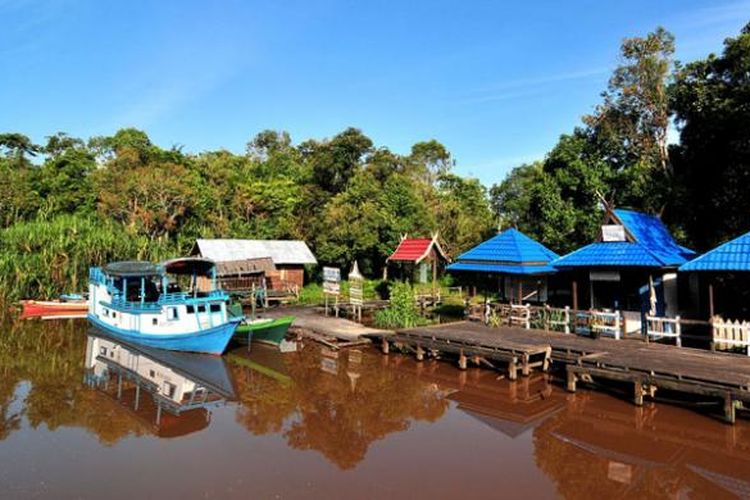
[{"left": 376, "top": 321, "right": 750, "bottom": 423}]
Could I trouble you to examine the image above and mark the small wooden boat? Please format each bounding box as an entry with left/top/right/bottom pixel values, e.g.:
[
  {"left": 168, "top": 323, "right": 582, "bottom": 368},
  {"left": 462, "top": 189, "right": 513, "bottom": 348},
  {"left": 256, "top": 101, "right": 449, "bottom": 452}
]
[
  {"left": 20, "top": 298, "right": 89, "bottom": 319},
  {"left": 234, "top": 316, "right": 295, "bottom": 346}
]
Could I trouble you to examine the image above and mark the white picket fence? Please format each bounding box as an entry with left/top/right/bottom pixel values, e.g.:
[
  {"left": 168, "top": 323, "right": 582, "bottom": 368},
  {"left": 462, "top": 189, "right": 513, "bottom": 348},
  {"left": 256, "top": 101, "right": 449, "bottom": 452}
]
[
  {"left": 645, "top": 315, "right": 682, "bottom": 346},
  {"left": 590, "top": 310, "right": 622, "bottom": 340},
  {"left": 712, "top": 317, "right": 750, "bottom": 355},
  {"left": 508, "top": 304, "right": 530, "bottom": 329}
]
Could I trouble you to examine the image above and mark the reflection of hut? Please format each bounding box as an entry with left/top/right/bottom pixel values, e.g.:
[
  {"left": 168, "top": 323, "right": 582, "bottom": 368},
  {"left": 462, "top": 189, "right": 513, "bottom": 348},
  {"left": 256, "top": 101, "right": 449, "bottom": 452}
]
[
  {"left": 679, "top": 231, "right": 750, "bottom": 319},
  {"left": 553, "top": 209, "right": 695, "bottom": 332},
  {"left": 193, "top": 239, "right": 317, "bottom": 292},
  {"left": 386, "top": 233, "right": 449, "bottom": 285},
  {"left": 447, "top": 228, "right": 560, "bottom": 305}
]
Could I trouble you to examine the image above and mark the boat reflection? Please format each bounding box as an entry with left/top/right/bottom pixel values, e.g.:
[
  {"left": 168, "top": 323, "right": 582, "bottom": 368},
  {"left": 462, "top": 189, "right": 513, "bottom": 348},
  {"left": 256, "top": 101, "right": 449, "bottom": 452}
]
[
  {"left": 534, "top": 393, "right": 750, "bottom": 498},
  {"left": 84, "top": 329, "right": 236, "bottom": 437}
]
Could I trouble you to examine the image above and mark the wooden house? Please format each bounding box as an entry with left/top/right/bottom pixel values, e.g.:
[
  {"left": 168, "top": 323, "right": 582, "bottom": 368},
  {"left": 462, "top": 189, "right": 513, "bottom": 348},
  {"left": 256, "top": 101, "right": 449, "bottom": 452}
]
[
  {"left": 385, "top": 233, "right": 449, "bottom": 285},
  {"left": 679, "top": 230, "right": 750, "bottom": 319},
  {"left": 447, "top": 228, "right": 561, "bottom": 304},
  {"left": 192, "top": 239, "right": 317, "bottom": 292},
  {"left": 552, "top": 208, "right": 695, "bottom": 332}
]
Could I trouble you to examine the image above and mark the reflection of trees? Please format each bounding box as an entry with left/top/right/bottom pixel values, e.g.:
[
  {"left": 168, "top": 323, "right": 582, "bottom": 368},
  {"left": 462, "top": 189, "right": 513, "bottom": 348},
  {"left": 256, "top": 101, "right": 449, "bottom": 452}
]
[
  {"left": 533, "top": 395, "right": 750, "bottom": 499},
  {"left": 0, "top": 320, "right": 149, "bottom": 445},
  {"left": 230, "top": 346, "right": 448, "bottom": 469}
]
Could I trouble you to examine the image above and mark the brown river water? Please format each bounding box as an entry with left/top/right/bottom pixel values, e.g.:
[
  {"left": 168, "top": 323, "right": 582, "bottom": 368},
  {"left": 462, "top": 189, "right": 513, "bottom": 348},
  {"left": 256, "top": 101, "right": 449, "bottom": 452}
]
[{"left": 1, "top": 319, "right": 749, "bottom": 499}]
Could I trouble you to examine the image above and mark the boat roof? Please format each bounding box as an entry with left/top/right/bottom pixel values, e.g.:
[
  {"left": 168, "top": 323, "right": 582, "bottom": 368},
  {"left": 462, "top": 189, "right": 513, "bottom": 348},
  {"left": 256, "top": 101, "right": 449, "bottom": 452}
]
[
  {"left": 162, "top": 257, "right": 216, "bottom": 276},
  {"left": 104, "top": 261, "right": 163, "bottom": 277}
]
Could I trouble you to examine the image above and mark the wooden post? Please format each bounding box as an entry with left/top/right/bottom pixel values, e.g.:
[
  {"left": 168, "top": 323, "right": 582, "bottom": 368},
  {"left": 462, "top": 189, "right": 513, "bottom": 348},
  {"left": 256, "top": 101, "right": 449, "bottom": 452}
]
[
  {"left": 634, "top": 381, "right": 644, "bottom": 406},
  {"left": 566, "top": 368, "right": 577, "bottom": 393},
  {"left": 416, "top": 344, "right": 424, "bottom": 362},
  {"left": 381, "top": 336, "right": 389, "bottom": 354},
  {"left": 458, "top": 350, "right": 467, "bottom": 370},
  {"left": 725, "top": 394, "right": 736, "bottom": 424},
  {"left": 517, "top": 278, "right": 522, "bottom": 305},
  {"left": 676, "top": 315, "right": 682, "bottom": 347},
  {"left": 709, "top": 282, "right": 715, "bottom": 318},
  {"left": 571, "top": 280, "right": 578, "bottom": 335}
]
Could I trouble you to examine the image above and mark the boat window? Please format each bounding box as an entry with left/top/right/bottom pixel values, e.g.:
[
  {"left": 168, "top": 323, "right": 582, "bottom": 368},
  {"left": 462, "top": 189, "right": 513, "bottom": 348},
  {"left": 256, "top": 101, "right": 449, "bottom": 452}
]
[
  {"left": 197, "top": 305, "right": 206, "bottom": 313},
  {"left": 186, "top": 305, "right": 195, "bottom": 314},
  {"left": 210, "top": 304, "right": 221, "bottom": 313},
  {"left": 99, "top": 347, "right": 107, "bottom": 356},
  {"left": 149, "top": 370, "right": 155, "bottom": 378},
  {"left": 167, "top": 307, "right": 179, "bottom": 321},
  {"left": 152, "top": 318, "right": 158, "bottom": 325},
  {"left": 164, "top": 382, "right": 177, "bottom": 399},
  {"left": 112, "top": 312, "right": 117, "bottom": 318}
]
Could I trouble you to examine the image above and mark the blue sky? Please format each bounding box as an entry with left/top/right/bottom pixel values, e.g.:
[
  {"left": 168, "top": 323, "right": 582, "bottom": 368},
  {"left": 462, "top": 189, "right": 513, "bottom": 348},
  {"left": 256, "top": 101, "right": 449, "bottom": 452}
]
[{"left": 1, "top": 1, "right": 748, "bottom": 186}]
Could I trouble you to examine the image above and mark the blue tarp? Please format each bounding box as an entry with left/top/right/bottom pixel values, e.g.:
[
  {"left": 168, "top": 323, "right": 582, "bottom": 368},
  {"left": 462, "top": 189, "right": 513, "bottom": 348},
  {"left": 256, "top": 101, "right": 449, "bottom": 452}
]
[{"left": 680, "top": 231, "right": 750, "bottom": 272}]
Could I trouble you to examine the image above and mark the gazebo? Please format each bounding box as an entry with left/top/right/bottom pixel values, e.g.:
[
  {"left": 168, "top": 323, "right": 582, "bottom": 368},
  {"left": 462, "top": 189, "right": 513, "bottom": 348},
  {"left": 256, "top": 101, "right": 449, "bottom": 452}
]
[
  {"left": 447, "top": 228, "right": 560, "bottom": 304},
  {"left": 553, "top": 208, "right": 695, "bottom": 326},
  {"left": 679, "top": 230, "right": 750, "bottom": 319},
  {"left": 385, "top": 233, "right": 449, "bottom": 285}
]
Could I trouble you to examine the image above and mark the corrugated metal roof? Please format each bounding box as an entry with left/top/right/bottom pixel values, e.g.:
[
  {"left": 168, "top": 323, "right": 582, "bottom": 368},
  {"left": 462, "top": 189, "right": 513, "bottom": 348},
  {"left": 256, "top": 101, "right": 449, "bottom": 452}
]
[
  {"left": 387, "top": 237, "right": 448, "bottom": 263},
  {"left": 195, "top": 239, "right": 317, "bottom": 265},
  {"left": 553, "top": 242, "right": 666, "bottom": 267},
  {"left": 447, "top": 262, "right": 557, "bottom": 275},
  {"left": 215, "top": 257, "right": 276, "bottom": 276},
  {"left": 553, "top": 209, "right": 694, "bottom": 268},
  {"left": 680, "top": 231, "right": 750, "bottom": 272},
  {"left": 456, "top": 228, "right": 559, "bottom": 264}
]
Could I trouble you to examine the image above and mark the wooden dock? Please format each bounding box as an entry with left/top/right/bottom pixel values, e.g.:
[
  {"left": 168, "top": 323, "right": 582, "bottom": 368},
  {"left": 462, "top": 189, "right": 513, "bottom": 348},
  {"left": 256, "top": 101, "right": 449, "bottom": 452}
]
[
  {"left": 262, "top": 306, "right": 389, "bottom": 349},
  {"left": 377, "top": 321, "right": 750, "bottom": 423}
]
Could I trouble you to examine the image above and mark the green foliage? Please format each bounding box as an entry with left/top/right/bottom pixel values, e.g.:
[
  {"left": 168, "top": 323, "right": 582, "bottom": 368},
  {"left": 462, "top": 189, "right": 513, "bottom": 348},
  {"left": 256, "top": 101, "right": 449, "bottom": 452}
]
[{"left": 373, "top": 282, "right": 425, "bottom": 329}]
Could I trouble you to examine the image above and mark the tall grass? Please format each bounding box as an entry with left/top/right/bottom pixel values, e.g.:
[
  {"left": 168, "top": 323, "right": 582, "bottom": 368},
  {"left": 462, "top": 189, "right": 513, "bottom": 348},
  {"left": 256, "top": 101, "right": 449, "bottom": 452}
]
[{"left": 0, "top": 214, "right": 177, "bottom": 301}]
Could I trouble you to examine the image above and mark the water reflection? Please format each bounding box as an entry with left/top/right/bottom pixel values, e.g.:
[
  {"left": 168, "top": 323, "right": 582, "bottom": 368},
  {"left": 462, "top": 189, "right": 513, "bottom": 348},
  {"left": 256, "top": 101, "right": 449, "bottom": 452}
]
[
  {"left": 228, "top": 343, "right": 449, "bottom": 469},
  {"left": 534, "top": 394, "right": 750, "bottom": 498},
  {"left": 84, "top": 330, "right": 236, "bottom": 438}
]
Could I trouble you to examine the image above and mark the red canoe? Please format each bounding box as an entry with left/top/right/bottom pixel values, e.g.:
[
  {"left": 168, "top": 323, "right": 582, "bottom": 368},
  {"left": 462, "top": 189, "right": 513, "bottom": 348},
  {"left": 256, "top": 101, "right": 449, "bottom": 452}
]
[{"left": 20, "top": 300, "right": 89, "bottom": 320}]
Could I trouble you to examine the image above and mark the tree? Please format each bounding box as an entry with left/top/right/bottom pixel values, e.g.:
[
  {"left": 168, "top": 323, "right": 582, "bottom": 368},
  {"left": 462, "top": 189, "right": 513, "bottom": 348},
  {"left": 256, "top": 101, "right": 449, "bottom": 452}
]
[
  {"left": 0, "top": 133, "right": 40, "bottom": 165},
  {"left": 303, "top": 127, "right": 373, "bottom": 195},
  {"left": 435, "top": 173, "right": 495, "bottom": 256},
  {"left": 669, "top": 22, "right": 750, "bottom": 249},
  {"left": 409, "top": 139, "right": 452, "bottom": 185}
]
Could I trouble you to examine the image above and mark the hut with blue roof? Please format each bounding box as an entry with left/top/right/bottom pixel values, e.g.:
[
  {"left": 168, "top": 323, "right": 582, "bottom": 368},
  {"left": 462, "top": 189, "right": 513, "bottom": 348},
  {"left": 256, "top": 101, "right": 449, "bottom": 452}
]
[
  {"left": 447, "top": 228, "right": 561, "bottom": 304},
  {"left": 679, "top": 231, "right": 750, "bottom": 319},
  {"left": 553, "top": 208, "right": 695, "bottom": 327}
]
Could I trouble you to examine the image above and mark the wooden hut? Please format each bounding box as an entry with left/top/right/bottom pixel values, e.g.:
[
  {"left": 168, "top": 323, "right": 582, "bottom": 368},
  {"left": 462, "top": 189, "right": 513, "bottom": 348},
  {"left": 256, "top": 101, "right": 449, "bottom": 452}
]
[
  {"left": 386, "top": 233, "right": 449, "bottom": 285},
  {"left": 679, "top": 231, "right": 750, "bottom": 319},
  {"left": 553, "top": 208, "right": 695, "bottom": 333},
  {"left": 192, "top": 239, "right": 317, "bottom": 292},
  {"left": 447, "top": 228, "right": 560, "bottom": 304}
]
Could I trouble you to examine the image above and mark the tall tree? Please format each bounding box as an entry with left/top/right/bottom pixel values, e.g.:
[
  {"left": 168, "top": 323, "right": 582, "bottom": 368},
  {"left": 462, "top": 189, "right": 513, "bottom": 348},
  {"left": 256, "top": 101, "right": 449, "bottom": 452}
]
[{"left": 669, "top": 23, "right": 750, "bottom": 249}]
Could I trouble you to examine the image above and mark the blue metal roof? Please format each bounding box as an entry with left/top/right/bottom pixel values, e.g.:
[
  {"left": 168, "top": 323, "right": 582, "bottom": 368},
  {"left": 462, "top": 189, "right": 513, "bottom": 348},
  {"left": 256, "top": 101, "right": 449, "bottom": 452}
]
[
  {"left": 680, "top": 231, "right": 750, "bottom": 272},
  {"left": 447, "top": 228, "right": 559, "bottom": 275},
  {"left": 553, "top": 209, "right": 695, "bottom": 268}
]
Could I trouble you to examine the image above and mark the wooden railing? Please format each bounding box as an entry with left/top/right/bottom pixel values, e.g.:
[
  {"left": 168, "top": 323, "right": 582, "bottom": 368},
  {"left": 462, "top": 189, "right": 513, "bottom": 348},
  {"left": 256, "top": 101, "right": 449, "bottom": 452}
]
[
  {"left": 711, "top": 317, "right": 750, "bottom": 355},
  {"left": 645, "top": 315, "right": 682, "bottom": 346}
]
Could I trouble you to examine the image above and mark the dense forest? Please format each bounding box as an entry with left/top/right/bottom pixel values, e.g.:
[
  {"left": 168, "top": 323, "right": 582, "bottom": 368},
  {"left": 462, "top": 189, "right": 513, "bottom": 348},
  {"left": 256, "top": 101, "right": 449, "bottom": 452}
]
[{"left": 1, "top": 23, "right": 749, "bottom": 300}]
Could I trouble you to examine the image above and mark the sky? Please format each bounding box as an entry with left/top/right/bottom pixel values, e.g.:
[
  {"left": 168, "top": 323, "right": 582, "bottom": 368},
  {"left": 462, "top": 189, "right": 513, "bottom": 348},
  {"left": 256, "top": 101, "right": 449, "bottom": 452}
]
[{"left": 1, "top": 0, "right": 748, "bottom": 186}]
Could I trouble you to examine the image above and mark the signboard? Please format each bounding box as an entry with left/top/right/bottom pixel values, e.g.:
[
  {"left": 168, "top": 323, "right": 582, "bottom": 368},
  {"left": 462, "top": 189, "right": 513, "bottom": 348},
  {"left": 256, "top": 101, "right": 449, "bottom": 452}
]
[
  {"left": 323, "top": 266, "right": 341, "bottom": 295},
  {"left": 590, "top": 270, "right": 621, "bottom": 282},
  {"left": 601, "top": 224, "right": 626, "bottom": 242}
]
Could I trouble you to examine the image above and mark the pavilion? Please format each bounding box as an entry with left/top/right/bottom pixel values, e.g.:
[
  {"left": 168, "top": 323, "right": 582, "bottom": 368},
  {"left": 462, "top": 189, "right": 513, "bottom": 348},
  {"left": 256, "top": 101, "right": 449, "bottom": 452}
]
[
  {"left": 447, "top": 228, "right": 560, "bottom": 304},
  {"left": 385, "top": 233, "right": 450, "bottom": 285}
]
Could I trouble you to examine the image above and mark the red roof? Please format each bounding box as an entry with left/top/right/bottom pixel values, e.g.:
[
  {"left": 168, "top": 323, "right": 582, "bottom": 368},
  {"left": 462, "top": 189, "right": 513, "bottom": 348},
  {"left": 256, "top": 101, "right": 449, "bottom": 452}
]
[{"left": 387, "top": 237, "right": 448, "bottom": 263}]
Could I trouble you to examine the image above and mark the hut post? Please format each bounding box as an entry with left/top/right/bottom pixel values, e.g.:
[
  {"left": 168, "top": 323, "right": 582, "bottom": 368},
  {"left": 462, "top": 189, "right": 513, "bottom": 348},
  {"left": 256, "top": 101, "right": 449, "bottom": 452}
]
[
  {"left": 571, "top": 279, "right": 578, "bottom": 335},
  {"left": 709, "top": 281, "right": 715, "bottom": 318}
]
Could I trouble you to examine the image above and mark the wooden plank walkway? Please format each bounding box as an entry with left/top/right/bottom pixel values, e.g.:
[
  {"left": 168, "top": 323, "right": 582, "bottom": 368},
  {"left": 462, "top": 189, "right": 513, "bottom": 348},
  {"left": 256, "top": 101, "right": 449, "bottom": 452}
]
[
  {"left": 261, "top": 306, "right": 389, "bottom": 348},
  {"left": 378, "top": 321, "right": 750, "bottom": 423}
]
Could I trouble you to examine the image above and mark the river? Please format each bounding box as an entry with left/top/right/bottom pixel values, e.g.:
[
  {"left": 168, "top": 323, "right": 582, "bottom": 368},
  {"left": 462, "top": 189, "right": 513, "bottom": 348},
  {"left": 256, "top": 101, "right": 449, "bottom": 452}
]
[{"left": 0, "top": 319, "right": 748, "bottom": 499}]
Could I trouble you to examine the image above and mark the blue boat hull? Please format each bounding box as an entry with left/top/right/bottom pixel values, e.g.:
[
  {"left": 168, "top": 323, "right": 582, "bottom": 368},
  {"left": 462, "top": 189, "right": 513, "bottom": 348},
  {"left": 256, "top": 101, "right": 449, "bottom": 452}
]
[{"left": 87, "top": 314, "right": 241, "bottom": 355}]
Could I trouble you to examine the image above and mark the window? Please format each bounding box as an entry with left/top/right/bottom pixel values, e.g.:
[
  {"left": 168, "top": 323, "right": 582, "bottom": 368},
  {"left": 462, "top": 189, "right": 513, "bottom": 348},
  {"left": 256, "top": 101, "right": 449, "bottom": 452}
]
[
  {"left": 112, "top": 312, "right": 117, "bottom": 318},
  {"left": 152, "top": 318, "right": 158, "bottom": 325},
  {"left": 197, "top": 305, "right": 206, "bottom": 313},
  {"left": 167, "top": 307, "right": 178, "bottom": 321},
  {"left": 149, "top": 369, "right": 155, "bottom": 378},
  {"left": 186, "top": 305, "right": 195, "bottom": 314},
  {"left": 210, "top": 304, "right": 221, "bottom": 313},
  {"left": 99, "top": 347, "right": 107, "bottom": 356},
  {"left": 164, "top": 382, "right": 177, "bottom": 399}
]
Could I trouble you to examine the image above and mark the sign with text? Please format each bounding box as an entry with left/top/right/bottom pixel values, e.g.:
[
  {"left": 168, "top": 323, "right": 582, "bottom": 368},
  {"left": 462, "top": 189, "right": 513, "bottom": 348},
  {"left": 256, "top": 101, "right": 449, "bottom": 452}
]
[
  {"left": 323, "top": 266, "right": 341, "bottom": 295},
  {"left": 601, "top": 224, "right": 626, "bottom": 242},
  {"left": 590, "top": 270, "right": 621, "bottom": 282}
]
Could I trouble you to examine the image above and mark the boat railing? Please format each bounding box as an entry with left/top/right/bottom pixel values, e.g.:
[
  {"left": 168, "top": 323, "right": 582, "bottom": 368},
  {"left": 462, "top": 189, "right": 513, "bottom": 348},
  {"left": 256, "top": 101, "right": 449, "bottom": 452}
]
[{"left": 107, "top": 290, "right": 229, "bottom": 312}]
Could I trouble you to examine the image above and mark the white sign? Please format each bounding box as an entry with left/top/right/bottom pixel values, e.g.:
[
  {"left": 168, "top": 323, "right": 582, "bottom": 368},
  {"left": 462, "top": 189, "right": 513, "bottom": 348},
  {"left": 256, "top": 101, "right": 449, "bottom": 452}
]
[
  {"left": 590, "top": 270, "right": 621, "bottom": 282},
  {"left": 323, "top": 282, "right": 340, "bottom": 294},
  {"left": 323, "top": 267, "right": 341, "bottom": 283},
  {"left": 602, "top": 224, "right": 626, "bottom": 242}
]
